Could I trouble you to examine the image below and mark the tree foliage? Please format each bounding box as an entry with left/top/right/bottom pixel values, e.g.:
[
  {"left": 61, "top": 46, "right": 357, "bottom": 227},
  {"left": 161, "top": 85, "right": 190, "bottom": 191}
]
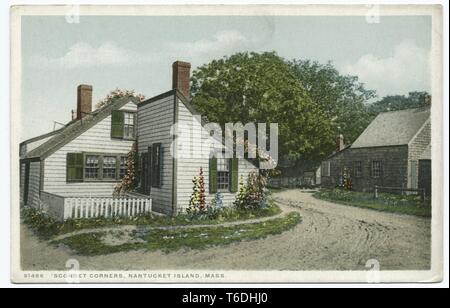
[
  {"left": 288, "top": 59, "right": 376, "bottom": 145},
  {"left": 367, "top": 91, "right": 431, "bottom": 118},
  {"left": 191, "top": 52, "right": 335, "bottom": 161}
]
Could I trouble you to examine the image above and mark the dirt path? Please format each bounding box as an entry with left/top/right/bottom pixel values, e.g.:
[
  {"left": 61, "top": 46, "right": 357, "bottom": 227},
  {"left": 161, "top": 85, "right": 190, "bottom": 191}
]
[{"left": 20, "top": 189, "right": 431, "bottom": 271}]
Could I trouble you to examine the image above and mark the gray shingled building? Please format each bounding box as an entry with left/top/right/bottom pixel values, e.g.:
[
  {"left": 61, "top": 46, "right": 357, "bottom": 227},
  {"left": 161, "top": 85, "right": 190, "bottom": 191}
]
[{"left": 321, "top": 106, "right": 432, "bottom": 196}]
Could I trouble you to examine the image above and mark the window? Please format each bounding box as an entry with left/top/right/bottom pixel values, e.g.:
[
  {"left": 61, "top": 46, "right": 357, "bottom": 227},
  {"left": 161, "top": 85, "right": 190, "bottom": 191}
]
[
  {"left": 67, "top": 153, "right": 128, "bottom": 183},
  {"left": 371, "top": 161, "right": 382, "bottom": 178},
  {"left": 85, "top": 155, "right": 100, "bottom": 179},
  {"left": 152, "top": 144, "right": 163, "bottom": 187},
  {"left": 217, "top": 158, "right": 230, "bottom": 191},
  {"left": 119, "top": 156, "right": 127, "bottom": 179},
  {"left": 410, "top": 160, "right": 418, "bottom": 189},
  {"left": 103, "top": 156, "right": 117, "bottom": 180},
  {"left": 353, "top": 161, "right": 362, "bottom": 177},
  {"left": 111, "top": 110, "right": 136, "bottom": 139},
  {"left": 123, "top": 112, "right": 135, "bottom": 139},
  {"left": 321, "top": 161, "right": 331, "bottom": 177}
]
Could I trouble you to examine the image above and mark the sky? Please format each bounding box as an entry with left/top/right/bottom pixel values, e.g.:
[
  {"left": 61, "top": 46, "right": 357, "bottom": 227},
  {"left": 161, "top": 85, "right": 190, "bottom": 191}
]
[{"left": 21, "top": 15, "right": 432, "bottom": 141}]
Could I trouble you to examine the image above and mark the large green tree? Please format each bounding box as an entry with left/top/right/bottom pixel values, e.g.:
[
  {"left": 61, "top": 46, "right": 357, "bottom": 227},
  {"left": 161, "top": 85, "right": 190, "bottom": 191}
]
[
  {"left": 190, "top": 52, "right": 335, "bottom": 161},
  {"left": 288, "top": 60, "right": 376, "bottom": 145}
]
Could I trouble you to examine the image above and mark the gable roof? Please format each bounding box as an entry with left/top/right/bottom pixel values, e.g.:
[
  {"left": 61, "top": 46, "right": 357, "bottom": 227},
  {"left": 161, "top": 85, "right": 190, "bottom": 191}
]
[
  {"left": 20, "top": 127, "right": 64, "bottom": 147},
  {"left": 25, "top": 96, "right": 140, "bottom": 160},
  {"left": 351, "top": 106, "right": 430, "bottom": 149}
]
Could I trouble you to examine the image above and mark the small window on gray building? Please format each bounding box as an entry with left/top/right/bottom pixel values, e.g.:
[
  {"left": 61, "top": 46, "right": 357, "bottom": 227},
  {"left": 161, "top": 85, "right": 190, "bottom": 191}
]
[
  {"left": 371, "top": 161, "right": 382, "bottom": 178},
  {"left": 321, "top": 161, "right": 331, "bottom": 177},
  {"left": 353, "top": 161, "right": 362, "bottom": 177}
]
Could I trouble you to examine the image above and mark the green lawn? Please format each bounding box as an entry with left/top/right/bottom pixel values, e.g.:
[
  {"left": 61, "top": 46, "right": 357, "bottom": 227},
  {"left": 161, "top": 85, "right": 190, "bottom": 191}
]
[
  {"left": 22, "top": 202, "right": 282, "bottom": 240},
  {"left": 313, "top": 188, "right": 431, "bottom": 217},
  {"left": 51, "top": 212, "right": 302, "bottom": 256}
]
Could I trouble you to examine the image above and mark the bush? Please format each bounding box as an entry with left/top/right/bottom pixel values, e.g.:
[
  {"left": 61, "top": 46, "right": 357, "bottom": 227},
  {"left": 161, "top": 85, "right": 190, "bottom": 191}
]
[
  {"left": 234, "top": 172, "right": 268, "bottom": 210},
  {"left": 21, "top": 207, "right": 61, "bottom": 239}
]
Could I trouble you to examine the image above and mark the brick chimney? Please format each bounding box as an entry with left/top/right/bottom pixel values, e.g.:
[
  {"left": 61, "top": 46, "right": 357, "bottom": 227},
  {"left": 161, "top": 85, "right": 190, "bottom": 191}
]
[
  {"left": 336, "top": 134, "right": 345, "bottom": 152},
  {"left": 77, "top": 84, "right": 92, "bottom": 120},
  {"left": 172, "top": 61, "right": 191, "bottom": 99}
]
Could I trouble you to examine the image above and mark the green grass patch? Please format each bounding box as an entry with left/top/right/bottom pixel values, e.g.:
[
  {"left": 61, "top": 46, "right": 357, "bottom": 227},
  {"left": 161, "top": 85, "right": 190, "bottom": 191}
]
[
  {"left": 52, "top": 212, "right": 301, "bottom": 256},
  {"left": 313, "top": 188, "right": 431, "bottom": 217},
  {"left": 22, "top": 202, "right": 281, "bottom": 240}
]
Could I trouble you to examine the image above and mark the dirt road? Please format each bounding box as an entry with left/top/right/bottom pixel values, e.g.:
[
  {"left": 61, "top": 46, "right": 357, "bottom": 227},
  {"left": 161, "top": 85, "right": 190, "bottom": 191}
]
[{"left": 20, "top": 189, "right": 431, "bottom": 271}]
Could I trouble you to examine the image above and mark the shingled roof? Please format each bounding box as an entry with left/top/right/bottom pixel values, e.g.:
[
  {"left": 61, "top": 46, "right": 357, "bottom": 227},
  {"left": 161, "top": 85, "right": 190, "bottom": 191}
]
[
  {"left": 351, "top": 106, "right": 430, "bottom": 149},
  {"left": 24, "top": 96, "right": 140, "bottom": 160}
]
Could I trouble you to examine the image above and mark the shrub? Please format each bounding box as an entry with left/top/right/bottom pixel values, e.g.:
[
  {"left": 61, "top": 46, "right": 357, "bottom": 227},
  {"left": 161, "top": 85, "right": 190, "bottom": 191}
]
[
  {"left": 21, "top": 207, "right": 61, "bottom": 239},
  {"left": 234, "top": 172, "right": 268, "bottom": 210}
]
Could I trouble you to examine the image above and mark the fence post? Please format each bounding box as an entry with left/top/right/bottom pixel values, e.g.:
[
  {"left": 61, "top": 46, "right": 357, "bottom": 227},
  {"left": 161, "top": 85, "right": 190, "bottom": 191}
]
[{"left": 374, "top": 185, "right": 378, "bottom": 199}]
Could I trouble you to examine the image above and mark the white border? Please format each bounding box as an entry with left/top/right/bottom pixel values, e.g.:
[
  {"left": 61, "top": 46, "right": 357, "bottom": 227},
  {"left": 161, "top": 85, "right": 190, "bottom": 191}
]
[{"left": 3, "top": 1, "right": 449, "bottom": 288}]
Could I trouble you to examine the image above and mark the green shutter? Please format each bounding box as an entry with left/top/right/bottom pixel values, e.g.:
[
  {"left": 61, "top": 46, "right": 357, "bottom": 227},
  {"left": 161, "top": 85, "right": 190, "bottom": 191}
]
[
  {"left": 111, "top": 110, "right": 124, "bottom": 138},
  {"left": 159, "top": 146, "right": 163, "bottom": 187},
  {"left": 67, "top": 153, "right": 83, "bottom": 182},
  {"left": 147, "top": 146, "right": 152, "bottom": 190},
  {"left": 209, "top": 157, "right": 217, "bottom": 193},
  {"left": 230, "top": 158, "right": 239, "bottom": 192}
]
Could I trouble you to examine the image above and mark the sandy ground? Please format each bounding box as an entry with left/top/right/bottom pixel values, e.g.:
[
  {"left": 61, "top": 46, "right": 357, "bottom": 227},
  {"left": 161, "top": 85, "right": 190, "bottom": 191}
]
[{"left": 20, "top": 189, "right": 431, "bottom": 271}]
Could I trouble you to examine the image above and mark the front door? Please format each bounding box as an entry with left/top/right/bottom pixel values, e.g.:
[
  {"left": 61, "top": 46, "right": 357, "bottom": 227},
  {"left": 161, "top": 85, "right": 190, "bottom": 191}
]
[{"left": 140, "top": 150, "right": 152, "bottom": 195}]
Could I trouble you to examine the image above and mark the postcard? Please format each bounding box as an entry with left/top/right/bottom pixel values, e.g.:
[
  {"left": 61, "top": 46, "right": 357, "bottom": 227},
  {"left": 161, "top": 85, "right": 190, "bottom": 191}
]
[{"left": 10, "top": 4, "right": 444, "bottom": 284}]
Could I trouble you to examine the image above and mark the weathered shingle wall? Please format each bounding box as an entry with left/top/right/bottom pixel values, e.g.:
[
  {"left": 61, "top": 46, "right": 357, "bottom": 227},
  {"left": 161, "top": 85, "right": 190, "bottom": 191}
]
[{"left": 321, "top": 146, "right": 409, "bottom": 192}]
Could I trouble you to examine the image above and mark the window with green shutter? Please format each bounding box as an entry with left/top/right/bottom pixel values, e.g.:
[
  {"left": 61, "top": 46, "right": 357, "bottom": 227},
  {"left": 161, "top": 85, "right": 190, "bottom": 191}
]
[
  {"left": 66, "top": 153, "right": 84, "bottom": 182},
  {"left": 111, "top": 110, "right": 136, "bottom": 139},
  {"left": 208, "top": 157, "right": 239, "bottom": 193}
]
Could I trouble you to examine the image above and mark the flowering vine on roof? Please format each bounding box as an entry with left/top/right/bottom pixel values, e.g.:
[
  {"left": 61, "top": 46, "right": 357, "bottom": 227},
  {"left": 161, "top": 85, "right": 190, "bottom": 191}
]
[{"left": 95, "top": 88, "right": 146, "bottom": 109}]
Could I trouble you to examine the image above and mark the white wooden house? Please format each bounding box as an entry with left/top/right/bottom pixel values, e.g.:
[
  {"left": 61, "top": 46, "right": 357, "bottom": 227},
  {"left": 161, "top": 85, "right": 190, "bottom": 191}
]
[
  {"left": 20, "top": 85, "right": 139, "bottom": 211},
  {"left": 20, "top": 61, "right": 260, "bottom": 219},
  {"left": 136, "top": 61, "right": 258, "bottom": 215}
]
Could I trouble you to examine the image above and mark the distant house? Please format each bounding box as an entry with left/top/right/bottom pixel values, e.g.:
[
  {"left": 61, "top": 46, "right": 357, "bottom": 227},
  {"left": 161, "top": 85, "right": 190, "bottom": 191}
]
[
  {"left": 135, "top": 61, "right": 258, "bottom": 215},
  {"left": 321, "top": 107, "right": 431, "bottom": 196},
  {"left": 20, "top": 85, "right": 139, "bottom": 208}
]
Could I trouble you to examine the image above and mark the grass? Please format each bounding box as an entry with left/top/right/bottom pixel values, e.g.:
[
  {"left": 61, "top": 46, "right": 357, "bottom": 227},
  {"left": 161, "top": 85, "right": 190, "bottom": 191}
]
[
  {"left": 22, "top": 202, "right": 282, "bottom": 240},
  {"left": 313, "top": 188, "right": 431, "bottom": 217},
  {"left": 51, "top": 212, "right": 301, "bottom": 256}
]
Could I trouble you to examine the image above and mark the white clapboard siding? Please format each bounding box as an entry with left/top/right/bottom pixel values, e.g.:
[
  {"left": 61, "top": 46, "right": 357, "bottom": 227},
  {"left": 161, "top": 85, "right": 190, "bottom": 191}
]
[
  {"left": 137, "top": 94, "right": 175, "bottom": 214},
  {"left": 28, "top": 161, "right": 41, "bottom": 208},
  {"left": 175, "top": 99, "right": 258, "bottom": 213},
  {"left": 43, "top": 102, "right": 137, "bottom": 197}
]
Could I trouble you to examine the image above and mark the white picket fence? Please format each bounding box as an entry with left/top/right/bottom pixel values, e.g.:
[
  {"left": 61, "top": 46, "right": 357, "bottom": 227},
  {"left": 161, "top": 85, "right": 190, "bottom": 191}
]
[{"left": 62, "top": 197, "right": 152, "bottom": 221}]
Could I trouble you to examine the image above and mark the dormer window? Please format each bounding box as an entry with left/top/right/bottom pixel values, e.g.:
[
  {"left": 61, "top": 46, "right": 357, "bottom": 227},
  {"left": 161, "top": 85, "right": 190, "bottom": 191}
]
[{"left": 111, "top": 110, "right": 136, "bottom": 139}]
